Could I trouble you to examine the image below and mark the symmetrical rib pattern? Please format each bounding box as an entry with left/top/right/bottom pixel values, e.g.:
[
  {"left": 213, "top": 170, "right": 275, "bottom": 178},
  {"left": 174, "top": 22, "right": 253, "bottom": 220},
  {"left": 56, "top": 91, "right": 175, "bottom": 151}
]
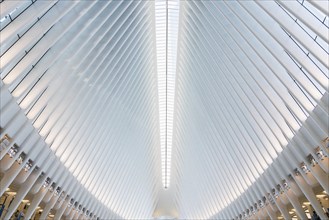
[{"left": 0, "top": 0, "right": 328, "bottom": 220}]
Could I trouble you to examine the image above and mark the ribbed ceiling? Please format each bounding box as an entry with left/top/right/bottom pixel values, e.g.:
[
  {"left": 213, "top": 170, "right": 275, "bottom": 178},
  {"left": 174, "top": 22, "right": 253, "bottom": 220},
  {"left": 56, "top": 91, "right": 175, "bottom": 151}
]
[
  {"left": 0, "top": 0, "right": 328, "bottom": 219},
  {"left": 2, "top": 1, "right": 161, "bottom": 219},
  {"left": 172, "top": 1, "right": 328, "bottom": 219}
]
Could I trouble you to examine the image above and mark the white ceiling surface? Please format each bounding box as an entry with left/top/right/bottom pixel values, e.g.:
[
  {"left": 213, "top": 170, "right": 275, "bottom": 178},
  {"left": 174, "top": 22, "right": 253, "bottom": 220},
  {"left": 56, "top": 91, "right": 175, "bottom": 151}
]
[
  {"left": 2, "top": 1, "right": 161, "bottom": 219},
  {"left": 1, "top": 0, "right": 328, "bottom": 219},
  {"left": 172, "top": 0, "right": 327, "bottom": 219}
]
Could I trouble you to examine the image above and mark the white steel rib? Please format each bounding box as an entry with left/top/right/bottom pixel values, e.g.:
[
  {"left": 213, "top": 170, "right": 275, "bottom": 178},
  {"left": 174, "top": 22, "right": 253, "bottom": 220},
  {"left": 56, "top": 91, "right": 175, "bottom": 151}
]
[{"left": 0, "top": 0, "right": 328, "bottom": 219}]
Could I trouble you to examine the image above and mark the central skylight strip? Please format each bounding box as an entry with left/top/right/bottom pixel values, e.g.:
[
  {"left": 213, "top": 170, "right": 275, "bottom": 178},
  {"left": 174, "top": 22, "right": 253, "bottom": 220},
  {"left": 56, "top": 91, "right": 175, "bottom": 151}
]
[{"left": 155, "top": 0, "right": 180, "bottom": 189}]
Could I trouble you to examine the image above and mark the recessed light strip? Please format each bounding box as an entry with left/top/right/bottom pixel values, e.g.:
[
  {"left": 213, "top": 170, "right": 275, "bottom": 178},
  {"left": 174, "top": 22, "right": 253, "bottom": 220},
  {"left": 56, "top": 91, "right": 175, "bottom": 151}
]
[{"left": 155, "top": 0, "right": 180, "bottom": 189}]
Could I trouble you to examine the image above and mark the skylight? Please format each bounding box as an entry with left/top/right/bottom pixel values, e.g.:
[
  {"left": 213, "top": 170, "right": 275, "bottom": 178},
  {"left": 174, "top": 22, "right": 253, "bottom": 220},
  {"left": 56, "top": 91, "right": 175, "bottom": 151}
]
[{"left": 155, "top": 0, "right": 180, "bottom": 189}]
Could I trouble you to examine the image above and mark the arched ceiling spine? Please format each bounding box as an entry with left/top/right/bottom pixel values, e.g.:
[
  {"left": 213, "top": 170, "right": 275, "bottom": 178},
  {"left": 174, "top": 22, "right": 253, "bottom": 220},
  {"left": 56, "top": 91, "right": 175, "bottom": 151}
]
[
  {"left": 1, "top": 0, "right": 328, "bottom": 219},
  {"left": 155, "top": 0, "right": 180, "bottom": 189},
  {"left": 172, "top": 0, "right": 328, "bottom": 219},
  {"left": 1, "top": 0, "right": 161, "bottom": 219}
]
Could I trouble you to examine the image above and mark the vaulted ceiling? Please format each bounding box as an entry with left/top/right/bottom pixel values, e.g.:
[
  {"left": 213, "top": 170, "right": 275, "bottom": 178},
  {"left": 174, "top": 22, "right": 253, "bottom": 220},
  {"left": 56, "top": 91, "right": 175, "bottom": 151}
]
[{"left": 0, "top": 0, "right": 328, "bottom": 219}]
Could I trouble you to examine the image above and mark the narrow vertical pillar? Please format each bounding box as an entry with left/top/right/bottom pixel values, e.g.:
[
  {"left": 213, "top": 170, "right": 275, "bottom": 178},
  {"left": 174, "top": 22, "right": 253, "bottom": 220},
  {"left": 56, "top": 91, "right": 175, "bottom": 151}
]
[
  {"left": 24, "top": 187, "right": 48, "bottom": 220},
  {"left": 3, "top": 169, "right": 41, "bottom": 219},
  {"left": 285, "top": 189, "right": 308, "bottom": 219},
  {"left": 293, "top": 174, "right": 327, "bottom": 219},
  {"left": 275, "top": 198, "right": 291, "bottom": 219}
]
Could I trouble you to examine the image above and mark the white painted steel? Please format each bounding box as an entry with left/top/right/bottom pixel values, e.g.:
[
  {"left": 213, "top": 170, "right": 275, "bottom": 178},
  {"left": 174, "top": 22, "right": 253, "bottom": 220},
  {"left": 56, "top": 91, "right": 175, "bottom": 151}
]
[{"left": 0, "top": 0, "right": 328, "bottom": 219}]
